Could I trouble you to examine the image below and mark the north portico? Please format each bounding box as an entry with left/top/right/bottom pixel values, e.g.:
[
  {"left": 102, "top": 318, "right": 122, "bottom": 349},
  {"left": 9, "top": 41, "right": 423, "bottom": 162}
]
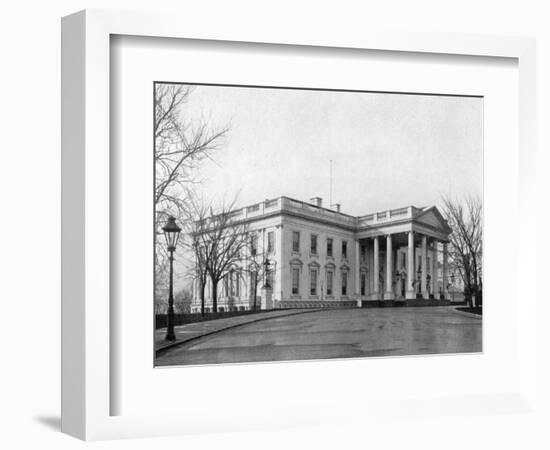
[
  {"left": 354, "top": 205, "right": 452, "bottom": 306},
  {"left": 191, "top": 196, "right": 453, "bottom": 312}
]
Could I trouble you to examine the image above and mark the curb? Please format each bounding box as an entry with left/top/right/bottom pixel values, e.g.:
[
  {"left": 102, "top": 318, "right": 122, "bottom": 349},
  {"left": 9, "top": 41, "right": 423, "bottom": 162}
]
[
  {"left": 155, "top": 308, "right": 325, "bottom": 356},
  {"left": 451, "top": 307, "right": 483, "bottom": 319}
]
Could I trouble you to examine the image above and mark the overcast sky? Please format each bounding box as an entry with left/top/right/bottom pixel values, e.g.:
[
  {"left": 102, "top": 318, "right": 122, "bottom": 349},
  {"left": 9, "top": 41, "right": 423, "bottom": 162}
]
[
  {"left": 167, "top": 86, "right": 483, "bottom": 287},
  {"left": 181, "top": 84, "right": 483, "bottom": 216},
  {"left": 166, "top": 84, "right": 483, "bottom": 291}
]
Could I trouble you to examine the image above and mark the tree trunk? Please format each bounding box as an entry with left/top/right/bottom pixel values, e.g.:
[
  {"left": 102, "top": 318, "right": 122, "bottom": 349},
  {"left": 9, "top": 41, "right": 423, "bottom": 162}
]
[
  {"left": 253, "top": 273, "right": 257, "bottom": 310},
  {"left": 212, "top": 280, "right": 218, "bottom": 313},
  {"left": 200, "top": 282, "right": 206, "bottom": 317},
  {"left": 466, "top": 278, "right": 473, "bottom": 308}
]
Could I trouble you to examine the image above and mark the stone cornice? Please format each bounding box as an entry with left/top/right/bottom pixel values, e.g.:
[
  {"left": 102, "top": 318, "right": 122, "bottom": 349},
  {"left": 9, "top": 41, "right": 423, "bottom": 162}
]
[{"left": 224, "top": 201, "right": 451, "bottom": 239}]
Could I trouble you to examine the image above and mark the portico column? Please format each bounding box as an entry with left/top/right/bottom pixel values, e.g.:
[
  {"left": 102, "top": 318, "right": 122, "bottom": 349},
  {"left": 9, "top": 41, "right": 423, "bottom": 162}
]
[
  {"left": 355, "top": 240, "right": 361, "bottom": 307},
  {"left": 373, "top": 236, "right": 380, "bottom": 298},
  {"left": 406, "top": 231, "right": 415, "bottom": 299},
  {"left": 385, "top": 234, "right": 394, "bottom": 300},
  {"left": 443, "top": 243, "right": 449, "bottom": 299},
  {"left": 421, "top": 235, "right": 428, "bottom": 298},
  {"left": 430, "top": 239, "right": 437, "bottom": 297}
]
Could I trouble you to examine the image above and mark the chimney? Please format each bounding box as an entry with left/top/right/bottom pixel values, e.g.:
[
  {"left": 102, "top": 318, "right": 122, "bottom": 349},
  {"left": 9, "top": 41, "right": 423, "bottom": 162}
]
[
  {"left": 333, "top": 203, "right": 341, "bottom": 213},
  {"left": 310, "top": 197, "right": 323, "bottom": 207}
]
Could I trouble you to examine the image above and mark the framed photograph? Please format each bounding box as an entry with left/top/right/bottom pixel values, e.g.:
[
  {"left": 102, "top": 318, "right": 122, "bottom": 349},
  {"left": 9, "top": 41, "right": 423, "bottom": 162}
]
[
  {"left": 152, "top": 82, "right": 482, "bottom": 369},
  {"left": 61, "top": 9, "right": 537, "bottom": 440}
]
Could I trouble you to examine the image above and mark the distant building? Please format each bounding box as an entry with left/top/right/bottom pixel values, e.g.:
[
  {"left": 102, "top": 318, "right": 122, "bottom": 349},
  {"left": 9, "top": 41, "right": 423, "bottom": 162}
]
[{"left": 191, "top": 196, "right": 453, "bottom": 313}]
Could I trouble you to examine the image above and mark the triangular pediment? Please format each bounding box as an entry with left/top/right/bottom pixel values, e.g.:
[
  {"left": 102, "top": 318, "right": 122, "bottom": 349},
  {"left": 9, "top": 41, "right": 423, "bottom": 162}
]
[
  {"left": 340, "top": 263, "right": 351, "bottom": 272},
  {"left": 414, "top": 207, "right": 451, "bottom": 233},
  {"left": 289, "top": 257, "right": 303, "bottom": 267}
]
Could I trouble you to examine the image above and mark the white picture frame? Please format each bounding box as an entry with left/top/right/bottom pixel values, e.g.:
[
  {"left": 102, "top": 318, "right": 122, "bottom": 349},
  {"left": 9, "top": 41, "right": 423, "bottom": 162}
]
[{"left": 61, "top": 9, "right": 537, "bottom": 441}]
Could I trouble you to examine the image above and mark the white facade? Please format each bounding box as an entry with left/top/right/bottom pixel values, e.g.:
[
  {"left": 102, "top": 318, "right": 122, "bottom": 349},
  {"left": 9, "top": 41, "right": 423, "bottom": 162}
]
[{"left": 191, "top": 196, "right": 452, "bottom": 312}]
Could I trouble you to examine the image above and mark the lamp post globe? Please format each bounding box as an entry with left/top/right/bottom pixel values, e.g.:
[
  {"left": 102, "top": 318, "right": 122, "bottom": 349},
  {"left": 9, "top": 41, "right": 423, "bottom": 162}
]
[{"left": 162, "top": 216, "right": 181, "bottom": 341}]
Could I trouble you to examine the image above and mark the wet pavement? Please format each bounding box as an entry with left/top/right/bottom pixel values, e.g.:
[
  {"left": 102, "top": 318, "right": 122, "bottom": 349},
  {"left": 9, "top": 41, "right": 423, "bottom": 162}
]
[
  {"left": 155, "top": 306, "right": 482, "bottom": 367},
  {"left": 155, "top": 309, "right": 319, "bottom": 351}
]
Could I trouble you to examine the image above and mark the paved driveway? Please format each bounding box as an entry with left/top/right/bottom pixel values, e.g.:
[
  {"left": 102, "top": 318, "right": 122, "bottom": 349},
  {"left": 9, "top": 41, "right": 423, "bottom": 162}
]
[
  {"left": 155, "top": 309, "right": 318, "bottom": 351},
  {"left": 155, "top": 307, "right": 482, "bottom": 367}
]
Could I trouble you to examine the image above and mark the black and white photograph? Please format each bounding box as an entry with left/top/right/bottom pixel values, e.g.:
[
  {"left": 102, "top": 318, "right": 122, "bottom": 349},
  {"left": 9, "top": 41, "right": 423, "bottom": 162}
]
[
  {"left": 5, "top": 1, "right": 548, "bottom": 447},
  {"left": 154, "top": 82, "right": 483, "bottom": 367}
]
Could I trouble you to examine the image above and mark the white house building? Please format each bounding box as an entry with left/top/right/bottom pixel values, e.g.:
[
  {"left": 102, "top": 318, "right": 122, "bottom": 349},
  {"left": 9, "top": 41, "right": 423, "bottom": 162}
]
[{"left": 191, "top": 196, "right": 453, "bottom": 313}]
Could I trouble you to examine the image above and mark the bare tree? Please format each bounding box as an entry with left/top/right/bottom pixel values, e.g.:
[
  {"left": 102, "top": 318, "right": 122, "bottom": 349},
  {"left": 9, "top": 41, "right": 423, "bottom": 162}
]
[
  {"left": 154, "top": 84, "right": 229, "bottom": 304},
  {"left": 154, "top": 257, "right": 169, "bottom": 314},
  {"left": 154, "top": 83, "right": 228, "bottom": 219},
  {"left": 441, "top": 194, "right": 483, "bottom": 305},
  {"left": 174, "top": 288, "right": 193, "bottom": 314},
  {"left": 192, "top": 244, "right": 210, "bottom": 317},
  {"left": 206, "top": 205, "right": 250, "bottom": 313},
  {"left": 188, "top": 198, "right": 250, "bottom": 313},
  {"left": 185, "top": 197, "right": 213, "bottom": 317}
]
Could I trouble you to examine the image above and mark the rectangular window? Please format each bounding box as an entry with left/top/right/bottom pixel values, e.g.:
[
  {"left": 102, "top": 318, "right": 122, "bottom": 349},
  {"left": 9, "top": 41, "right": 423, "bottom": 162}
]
[
  {"left": 310, "top": 269, "right": 317, "bottom": 295},
  {"left": 342, "top": 241, "right": 348, "bottom": 259},
  {"left": 251, "top": 234, "right": 258, "bottom": 256},
  {"left": 327, "top": 238, "right": 333, "bottom": 257},
  {"left": 310, "top": 234, "right": 318, "bottom": 254},
  {"left": 266, "top": 269, "right": 273, "bottom": 289},
  {"left": 235, "top": 272, "right": 240, "bottom": 296},
  {"left": 267, "top": 231, "right": 275, "bottom": 253},
  {"left": 361, "top": 244, "right": 366, "bottom": 262},
  {"left": 292, "top": 267, "right": 300, "bottom": 294},
  {"left": 327, "top": 271, "right": 333, "bottom": 296},
  {"left": 292, "top": 231, "right": 300, "bottom": 253},
  {"left": 341, "top": 272, "right": 348, "bottom": 296},
  {"left": 361, "top": 273, "right": 366, "bottom": 296}
]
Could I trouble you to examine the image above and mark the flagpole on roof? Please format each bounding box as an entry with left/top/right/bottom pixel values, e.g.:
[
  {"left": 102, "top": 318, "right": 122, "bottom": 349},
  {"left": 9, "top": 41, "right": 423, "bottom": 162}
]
[{"left": 329, "top": 159, "right": 333, "bottom": 207}]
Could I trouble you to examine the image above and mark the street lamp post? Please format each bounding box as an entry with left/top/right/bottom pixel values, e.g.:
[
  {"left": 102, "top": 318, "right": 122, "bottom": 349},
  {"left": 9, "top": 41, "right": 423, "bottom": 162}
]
[
  {"left": 449, "top": 271, "right": 456, "bottom": 303},
  {"left": 162, "top": 216, "right": 181, "bottom": 342}
]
